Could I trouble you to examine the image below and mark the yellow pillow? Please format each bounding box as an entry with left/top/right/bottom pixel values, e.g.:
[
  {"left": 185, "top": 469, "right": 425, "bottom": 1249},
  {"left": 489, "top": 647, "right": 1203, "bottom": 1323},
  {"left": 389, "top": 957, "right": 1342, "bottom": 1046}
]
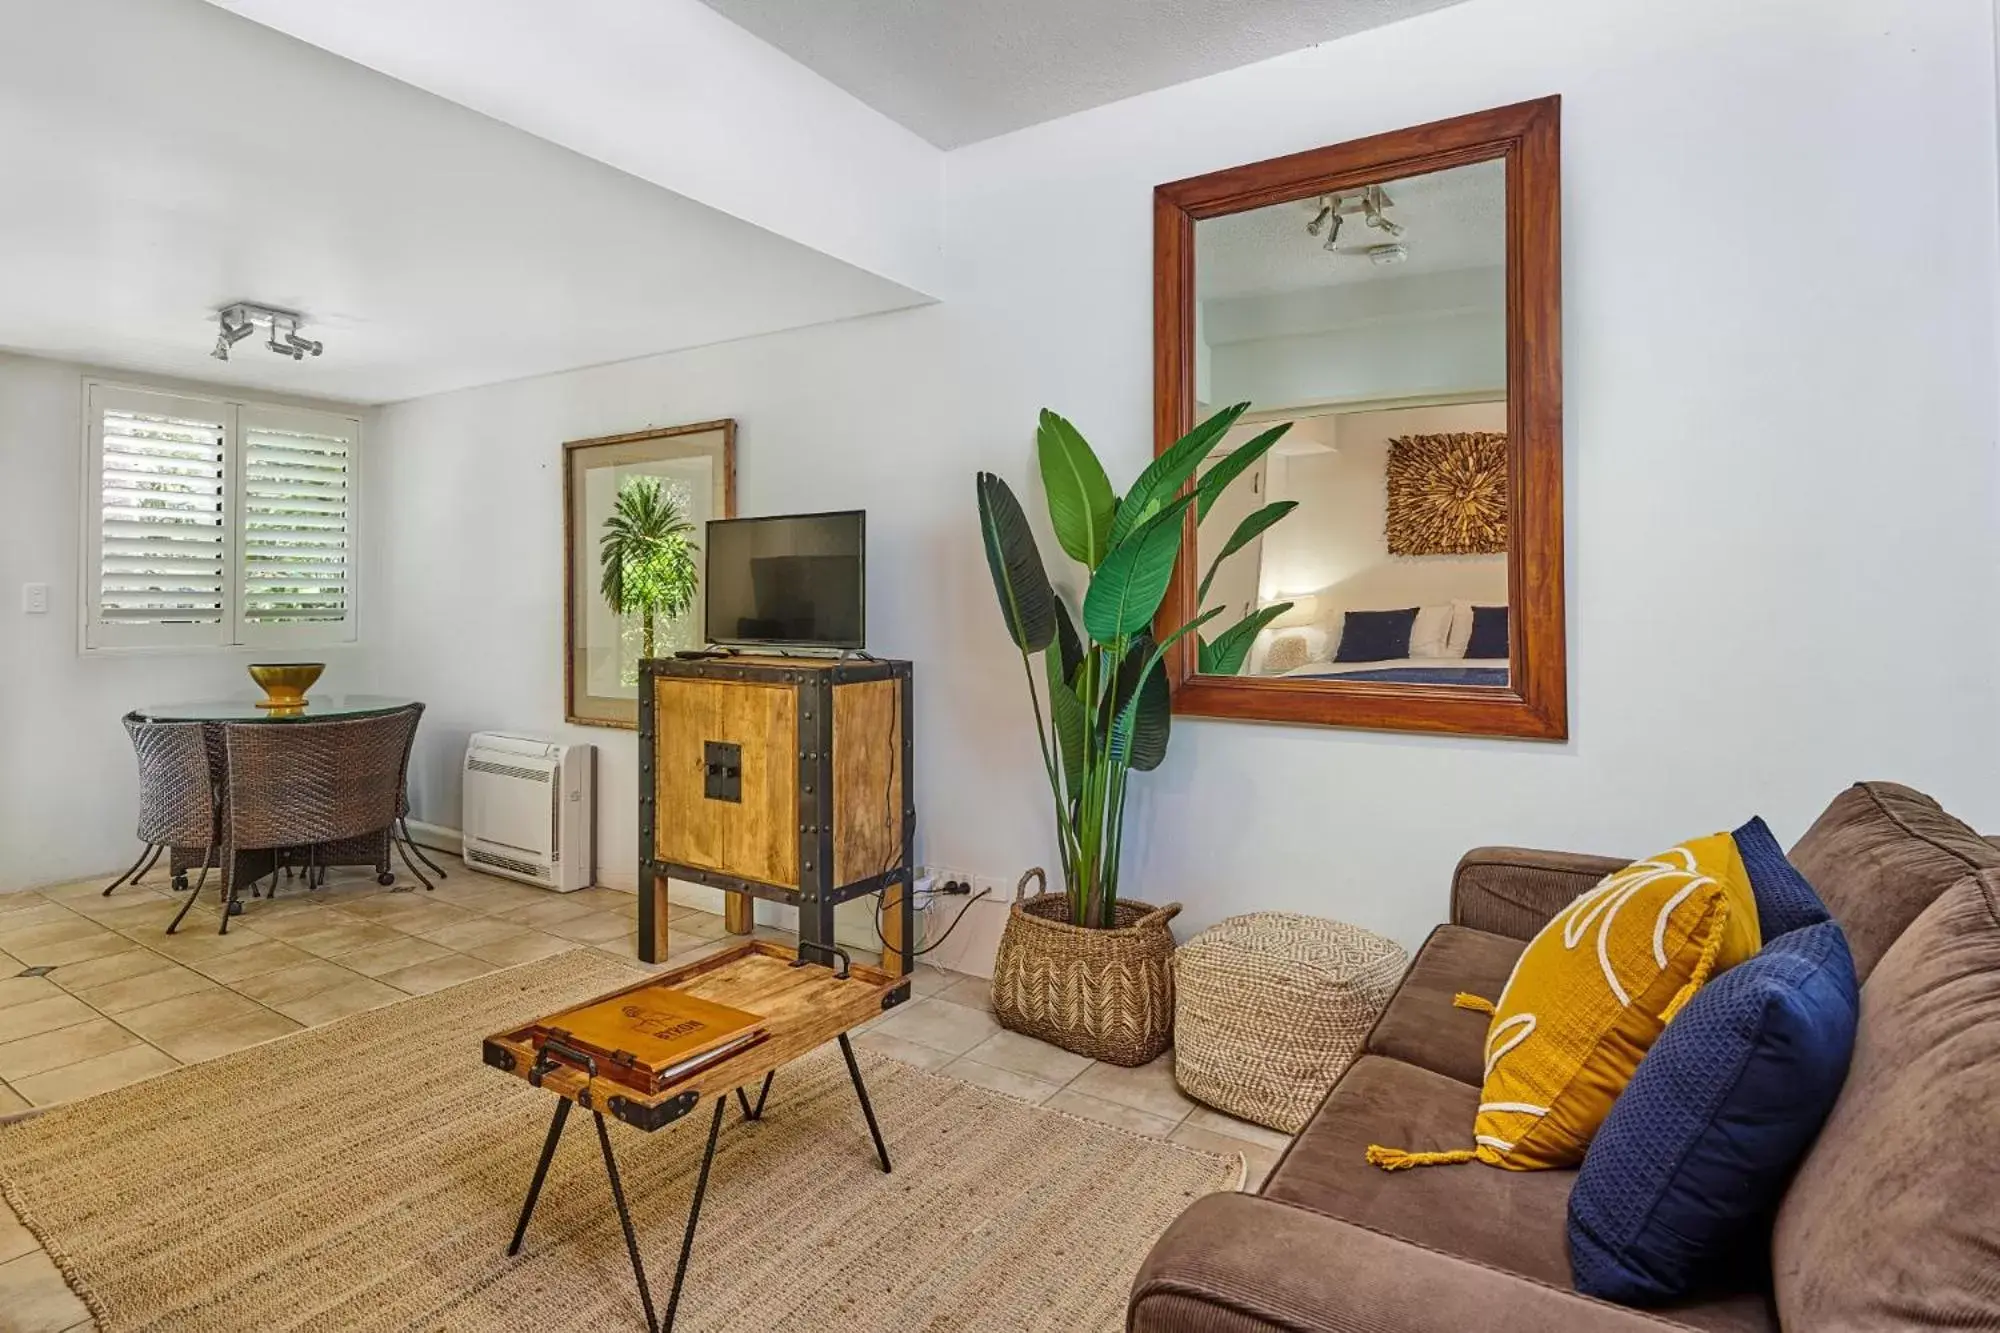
[{"left": 1369, "top": 832, "right": 1760, "bottom": 1171}]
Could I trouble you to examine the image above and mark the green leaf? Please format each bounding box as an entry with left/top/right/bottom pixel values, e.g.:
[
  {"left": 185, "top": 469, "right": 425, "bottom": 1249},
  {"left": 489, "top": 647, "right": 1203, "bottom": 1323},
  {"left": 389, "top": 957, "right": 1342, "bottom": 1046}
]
[
  {"left": 1082, "top": 493, "right": 1195, "bottom": 641},
  {"left": 1036, "top": 410, "right": 1118, "bottom": 568},
  {"left": 1102, "top": 632, "right": 1155, "bottom": 732},
  {"left": 1196, "top": 422, "right": 1291, "bottom": 521},
  {"left": 1127, "top": 661, "right": 1171, "bottom": 771},
  {"left": 1107, "top": 607, "right": 1224, "bottom": 765},
  {"left": 1046, "top": 649, "right": 1087, "bottom": 796},
  {"left": 1053, "top": 596, "right": 1084, "bottom": 690},
  {"left": 1198, "top": 603, "right": 1294, "bottom": 676},
  {"left": 1107, "top": 403, "right": 1248, "bottom": 550},
  {"left": 976, "top": 472, "right": 1056, "bottom": 653},
  {"left": 1196, "top": 501, "right": 1299, "bottom": 604}
]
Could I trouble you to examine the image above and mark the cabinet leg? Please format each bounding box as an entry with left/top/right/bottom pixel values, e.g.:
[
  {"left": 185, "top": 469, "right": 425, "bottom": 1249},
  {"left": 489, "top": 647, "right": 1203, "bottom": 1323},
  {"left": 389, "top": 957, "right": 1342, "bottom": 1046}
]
[
  {"left": 638, "top": 869, "right": 671, "bottom": 964},
  {"left": 879, "top": 880, "right": 913, "bottom": 977},
  {"left": 723, "top": 893, "right": 754, "bottom": 936}
]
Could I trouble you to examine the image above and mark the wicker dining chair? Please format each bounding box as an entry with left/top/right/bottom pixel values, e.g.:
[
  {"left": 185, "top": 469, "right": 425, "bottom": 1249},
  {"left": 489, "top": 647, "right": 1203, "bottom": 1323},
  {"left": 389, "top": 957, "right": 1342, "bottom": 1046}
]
[
  {"left": 174, "top": 706, "right": 422, "bottom": 935},
  {"left": 105, "top": 714, "right": 217, "bottom": 898}
]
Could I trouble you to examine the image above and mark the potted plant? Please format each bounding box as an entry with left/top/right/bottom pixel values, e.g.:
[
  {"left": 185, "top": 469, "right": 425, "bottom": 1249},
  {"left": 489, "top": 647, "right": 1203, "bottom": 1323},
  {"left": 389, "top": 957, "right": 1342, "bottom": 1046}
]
[
  {"left": 976, "top": 402, "right": 1297, "bottom": 1064},
  {"left": 599, "top": 475, "right": 701, "bottom": 663}
]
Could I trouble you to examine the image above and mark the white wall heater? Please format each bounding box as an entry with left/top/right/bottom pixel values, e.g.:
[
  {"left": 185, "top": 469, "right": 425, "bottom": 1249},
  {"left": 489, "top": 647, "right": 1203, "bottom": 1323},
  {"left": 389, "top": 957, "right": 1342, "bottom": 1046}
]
[{"left": 462, "top": 732, "right": 595, "bottom": 892}]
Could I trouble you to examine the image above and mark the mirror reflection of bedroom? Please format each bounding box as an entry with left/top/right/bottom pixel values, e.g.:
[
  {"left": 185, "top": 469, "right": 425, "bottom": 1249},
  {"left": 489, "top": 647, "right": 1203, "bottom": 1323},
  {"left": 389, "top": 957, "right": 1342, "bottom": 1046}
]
[{"left": 1193, "top": 157, "right": 1511, "bottom": 687}]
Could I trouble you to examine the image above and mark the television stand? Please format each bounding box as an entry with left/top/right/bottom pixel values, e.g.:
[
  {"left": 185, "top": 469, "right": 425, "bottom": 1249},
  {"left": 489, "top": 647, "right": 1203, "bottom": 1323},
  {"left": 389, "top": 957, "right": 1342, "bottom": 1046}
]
[{"left": 637, "top": 655, "right": 916, "bottom": 976}]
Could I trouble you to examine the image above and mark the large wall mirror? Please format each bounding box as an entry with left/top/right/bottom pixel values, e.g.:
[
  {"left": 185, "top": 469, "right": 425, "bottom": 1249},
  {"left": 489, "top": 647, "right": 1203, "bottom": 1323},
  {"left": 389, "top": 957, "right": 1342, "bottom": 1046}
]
[{"left": 1155, "top": 98, "right": 1565, "bottom": 739}]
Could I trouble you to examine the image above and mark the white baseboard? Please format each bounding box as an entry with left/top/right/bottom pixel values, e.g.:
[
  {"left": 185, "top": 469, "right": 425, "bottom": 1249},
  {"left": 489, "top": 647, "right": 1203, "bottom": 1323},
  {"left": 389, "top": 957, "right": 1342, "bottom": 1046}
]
[{"left": 404, "top": 818, "right": 635, "bottom": 892}]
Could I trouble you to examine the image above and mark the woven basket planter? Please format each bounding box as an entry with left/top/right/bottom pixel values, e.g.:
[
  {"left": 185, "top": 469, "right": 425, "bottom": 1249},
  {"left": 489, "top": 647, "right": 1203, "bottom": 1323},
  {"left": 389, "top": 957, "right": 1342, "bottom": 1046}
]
[
  {"left": 990, "top": 891, "right": 1180, "bottom": 1067},
  {"left": 1172, "top": 912, "right": 1408, "bottom": 1133}
]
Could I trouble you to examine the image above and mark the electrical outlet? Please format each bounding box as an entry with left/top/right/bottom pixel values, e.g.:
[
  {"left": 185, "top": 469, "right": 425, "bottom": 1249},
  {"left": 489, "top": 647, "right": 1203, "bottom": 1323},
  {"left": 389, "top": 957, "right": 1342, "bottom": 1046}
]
[{"left": 21, "top": 583, "right": 48, "bottom": 614}]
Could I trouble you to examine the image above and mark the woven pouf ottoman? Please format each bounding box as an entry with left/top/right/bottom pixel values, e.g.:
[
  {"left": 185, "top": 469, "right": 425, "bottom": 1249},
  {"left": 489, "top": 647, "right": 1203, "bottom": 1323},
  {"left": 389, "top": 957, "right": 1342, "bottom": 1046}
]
[{"left": 1172, "top": 912, "right": 1409, "bottom": 1133}]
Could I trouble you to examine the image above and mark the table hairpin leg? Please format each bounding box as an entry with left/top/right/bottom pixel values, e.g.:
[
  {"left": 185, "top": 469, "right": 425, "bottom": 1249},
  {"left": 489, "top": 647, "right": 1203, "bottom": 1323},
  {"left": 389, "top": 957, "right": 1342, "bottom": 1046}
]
[
  {"left": 661, "top": 1096, "right": 728, "bottom": 1332},
  {"left": 508, "top": 1099, "right": 571, "bottom": 1256},
  {"left": 734, "top": 1071, "right": 775, "bottom": 1122},
  {"left": 509, "top": 1092, "right": 729, "bottom": 1333},
  {"left": 595, "top": 1110, "right": 661, "bottom": 1333},
  {"left": 837, "top": 1033, "right": 892, "bottom": 1174}
]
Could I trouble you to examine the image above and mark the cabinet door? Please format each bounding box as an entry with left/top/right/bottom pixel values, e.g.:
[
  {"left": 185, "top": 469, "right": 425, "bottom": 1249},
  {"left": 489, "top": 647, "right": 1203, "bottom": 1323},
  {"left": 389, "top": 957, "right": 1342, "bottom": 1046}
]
[{"left": 652, "top": 678, "right": 799, "bottom": 889}]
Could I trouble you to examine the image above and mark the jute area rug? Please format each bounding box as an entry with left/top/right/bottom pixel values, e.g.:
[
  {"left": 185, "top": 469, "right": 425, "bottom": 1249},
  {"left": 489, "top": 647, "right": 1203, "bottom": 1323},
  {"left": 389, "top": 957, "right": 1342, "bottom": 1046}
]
[{"left": 0, "top": 950, "right": 1238, "bottom": 1332}]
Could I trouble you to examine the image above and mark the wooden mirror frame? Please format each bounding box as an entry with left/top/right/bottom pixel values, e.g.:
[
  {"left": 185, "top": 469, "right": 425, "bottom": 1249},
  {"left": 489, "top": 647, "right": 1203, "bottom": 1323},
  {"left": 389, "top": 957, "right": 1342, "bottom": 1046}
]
[{"left": 1154, "top": 97, "right": 1565, "bottom": 740}]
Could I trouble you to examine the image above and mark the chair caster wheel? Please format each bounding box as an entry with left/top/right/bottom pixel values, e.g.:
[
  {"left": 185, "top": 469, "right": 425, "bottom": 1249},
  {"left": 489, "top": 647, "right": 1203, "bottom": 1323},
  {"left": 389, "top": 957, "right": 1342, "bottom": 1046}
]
[
  {"left": 378, "top": 872, "right": 396, "bottom": 886},
  {"left": 173, "top": 875, "right": 190, "bottom": 892}
]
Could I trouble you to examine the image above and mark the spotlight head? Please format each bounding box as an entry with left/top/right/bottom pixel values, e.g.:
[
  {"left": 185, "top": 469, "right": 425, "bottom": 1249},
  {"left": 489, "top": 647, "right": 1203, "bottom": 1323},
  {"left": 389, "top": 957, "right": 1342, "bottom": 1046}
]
[
  {"left": 212, "top": 334, "right": 232, "bottom": 362},
  {"left": 1322, "top": 213, "right": 1343, "bottom": 250}
]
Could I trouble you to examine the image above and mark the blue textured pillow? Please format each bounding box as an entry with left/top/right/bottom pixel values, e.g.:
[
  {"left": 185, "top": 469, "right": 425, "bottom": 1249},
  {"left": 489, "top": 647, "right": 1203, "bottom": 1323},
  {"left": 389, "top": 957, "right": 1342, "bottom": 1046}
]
[
  {"left": 1731, "top": 816, "right": 1830, "bottom": 939},
  {"left": 1463, "top": 605, "right": 1509, "bottom": 659},
  {"left": 1333, "top": 608, "right": 1418, "bottom": 662},
  {"left": 1568, "top": 921, "right": 1858, "bottom": 1305}
]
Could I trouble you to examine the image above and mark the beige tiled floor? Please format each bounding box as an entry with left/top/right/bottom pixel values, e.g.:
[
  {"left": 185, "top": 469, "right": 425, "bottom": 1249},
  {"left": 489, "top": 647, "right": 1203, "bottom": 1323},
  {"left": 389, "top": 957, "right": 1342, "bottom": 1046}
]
[{"left": 0, "top": 852, "right": 1283, "bottom": 1330}]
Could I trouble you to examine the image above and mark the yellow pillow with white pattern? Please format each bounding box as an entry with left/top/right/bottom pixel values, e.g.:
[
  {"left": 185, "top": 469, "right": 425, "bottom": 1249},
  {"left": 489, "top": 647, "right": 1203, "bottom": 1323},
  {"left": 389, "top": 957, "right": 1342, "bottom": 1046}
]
[{"left": 1369, "top": 833, "right": 1761, "bottom": 1172}]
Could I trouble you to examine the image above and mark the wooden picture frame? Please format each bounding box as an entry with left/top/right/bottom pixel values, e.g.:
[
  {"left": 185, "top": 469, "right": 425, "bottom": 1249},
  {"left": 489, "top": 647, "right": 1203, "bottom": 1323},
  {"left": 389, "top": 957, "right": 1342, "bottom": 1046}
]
[
  {"left": 564, "top": 420, "right": 737, "bottom": 728},
  {"left": 1154, "top": 97, "right": 1566, "bottom": 740}
]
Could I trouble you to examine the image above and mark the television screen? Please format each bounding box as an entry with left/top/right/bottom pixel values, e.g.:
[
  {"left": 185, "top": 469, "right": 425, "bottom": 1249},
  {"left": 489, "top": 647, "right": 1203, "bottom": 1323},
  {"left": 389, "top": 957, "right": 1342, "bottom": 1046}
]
[{"left": 704, "top": 511, "right": 865, "bottom": 649}]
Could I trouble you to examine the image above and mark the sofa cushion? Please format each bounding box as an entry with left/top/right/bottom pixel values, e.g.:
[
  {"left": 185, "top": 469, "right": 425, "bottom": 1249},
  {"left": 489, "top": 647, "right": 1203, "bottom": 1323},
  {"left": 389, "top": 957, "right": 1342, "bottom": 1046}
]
[
  {"left": 1445, "top": 835, "right": 1761, "bottom": 1172},
  {"left": 1263, "top": 1055, "right": 1778, "bottom": 1333},
  {"left": 1772, "top": 871, "right": 2000, "bottom": 1329},
  {"left": 1365, "top": 924, "right": 1524, "bottom": 1086},
  {"left": 1787, "top": 781, "right": 1999, "bottom": 980},
  {"left": 1731, "top": 815, "right": 1830, "bottom": 939},
  {"left": 1569, "top": 921, "right": 1858, "bottom": 1305},
  {"left": 1267, "top": 1055, "right": 1578, "bottom": 1284}
]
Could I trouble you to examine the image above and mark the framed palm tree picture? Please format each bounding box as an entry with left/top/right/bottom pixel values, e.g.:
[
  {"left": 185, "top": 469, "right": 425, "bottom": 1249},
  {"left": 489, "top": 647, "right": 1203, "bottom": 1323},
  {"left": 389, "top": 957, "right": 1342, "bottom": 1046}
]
[{"left": 564, "top": 420, "right": 736, "bottom": 727}]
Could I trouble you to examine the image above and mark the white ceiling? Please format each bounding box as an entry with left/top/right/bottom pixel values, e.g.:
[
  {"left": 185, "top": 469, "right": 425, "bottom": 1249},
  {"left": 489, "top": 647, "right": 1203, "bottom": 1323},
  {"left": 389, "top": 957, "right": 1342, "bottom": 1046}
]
[
  {"left": 0, "top": 0, "right": 927, "bottom": 405},
  {"left": 693, "top": 0, "right": 1475, "bottom": 147}
]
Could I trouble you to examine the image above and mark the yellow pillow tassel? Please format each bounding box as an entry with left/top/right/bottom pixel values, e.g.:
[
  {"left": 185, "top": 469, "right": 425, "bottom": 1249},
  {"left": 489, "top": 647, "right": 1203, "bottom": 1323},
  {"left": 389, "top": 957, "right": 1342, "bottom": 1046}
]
[
  {"left": 1364, "top": 1144, "right": 1480, "bottom": 1170},
  {"left": 1660, "top": 898, "right": 1729, "bottom": 1025},
  {"left": 1451, "top": 992, "right": 1496, "bottom": 1015}
]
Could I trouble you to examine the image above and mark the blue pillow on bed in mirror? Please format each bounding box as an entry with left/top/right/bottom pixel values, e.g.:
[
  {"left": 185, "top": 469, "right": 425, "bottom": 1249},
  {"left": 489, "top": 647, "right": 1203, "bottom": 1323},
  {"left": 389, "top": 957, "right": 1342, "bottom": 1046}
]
[
  {"left": 1463, "top": 605, "right": 1509, "bottom": 659},
  {"left": 1567, "top": 920, "right": 1858, "bottom": 1306},
  {"left": 1730, "top": 816, "right": 1830, "bottom": 939},
  {"left": 1333, "top": 608, "right": 1418, "bottom": 663}
]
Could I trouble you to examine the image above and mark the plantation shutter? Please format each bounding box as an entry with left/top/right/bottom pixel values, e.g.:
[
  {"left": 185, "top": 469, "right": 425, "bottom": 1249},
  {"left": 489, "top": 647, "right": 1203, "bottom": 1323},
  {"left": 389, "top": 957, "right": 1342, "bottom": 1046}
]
[
  {"left": 89, "top": 388, "right": 230, "bottom": 647},
  {"left": 237, "top": 407, "right": 356, "bottom": 642}
]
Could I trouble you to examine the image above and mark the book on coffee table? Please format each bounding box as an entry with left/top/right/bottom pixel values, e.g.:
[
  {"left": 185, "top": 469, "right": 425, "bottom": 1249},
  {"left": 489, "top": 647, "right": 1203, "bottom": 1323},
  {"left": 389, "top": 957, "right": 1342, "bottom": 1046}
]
[{"left": 523, "top": 982, "right": 767, "bottom": 1094}]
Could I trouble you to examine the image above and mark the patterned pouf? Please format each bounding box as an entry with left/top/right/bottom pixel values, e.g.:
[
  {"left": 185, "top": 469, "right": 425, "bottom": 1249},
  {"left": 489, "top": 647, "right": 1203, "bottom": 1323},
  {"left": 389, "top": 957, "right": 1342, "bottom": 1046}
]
[{"left": 1172, "top": 912, "right": 1410, "bottom": 1133}]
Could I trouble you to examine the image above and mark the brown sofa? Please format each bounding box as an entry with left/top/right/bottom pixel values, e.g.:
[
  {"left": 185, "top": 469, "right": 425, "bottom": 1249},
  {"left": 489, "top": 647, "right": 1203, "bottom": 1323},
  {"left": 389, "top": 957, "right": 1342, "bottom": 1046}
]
[{"left": 1131, "top": 782, "right": 2000, "bottom": 1332}]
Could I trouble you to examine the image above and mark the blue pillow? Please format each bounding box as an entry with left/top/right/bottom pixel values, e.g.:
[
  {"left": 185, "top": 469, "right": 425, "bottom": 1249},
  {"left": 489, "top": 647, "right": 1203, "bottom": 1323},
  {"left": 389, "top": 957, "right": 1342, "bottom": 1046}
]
[
  {"left": 1333, "top": 608, "right": 1418, "bottom": 663},
  {"left": 1568, "top": 921, "right": 1858, "bottom": 1305},
  {"left": 1463, "top": 605, "right": 1509, "bottom": 659},
  {"left": 1731, "top": 816, "right": 1830, "bottom": 939}
]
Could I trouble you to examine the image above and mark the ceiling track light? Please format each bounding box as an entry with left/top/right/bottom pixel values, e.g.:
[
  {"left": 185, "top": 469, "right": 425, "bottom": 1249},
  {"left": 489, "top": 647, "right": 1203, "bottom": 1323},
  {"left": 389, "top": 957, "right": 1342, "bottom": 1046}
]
[
  {"left": 210, "top": 302, "right": 325, "bottom": 363},
  {"left": 1305, "top": 185, "right": 1402, "bottom": 254}
]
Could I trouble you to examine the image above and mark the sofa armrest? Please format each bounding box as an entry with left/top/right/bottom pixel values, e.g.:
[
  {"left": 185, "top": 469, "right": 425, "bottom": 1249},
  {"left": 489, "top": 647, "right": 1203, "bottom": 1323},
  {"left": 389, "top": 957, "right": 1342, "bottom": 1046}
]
[
  {"left": 1449, "top": 846, "right": 1629, "bottom": 940},
  {"left": 1130, "top": 1193, "right": 1694, "bottom": 1333}
]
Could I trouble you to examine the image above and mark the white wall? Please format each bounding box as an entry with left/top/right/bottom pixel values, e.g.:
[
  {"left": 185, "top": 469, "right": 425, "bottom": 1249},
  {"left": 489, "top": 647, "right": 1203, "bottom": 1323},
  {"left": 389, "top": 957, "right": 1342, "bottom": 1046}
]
[
  {"left": 359, "top": 0, "right": 2000, "bottom": 958},
  {"left": 0, "top": 354, "right": 370, "bottom": 890}
]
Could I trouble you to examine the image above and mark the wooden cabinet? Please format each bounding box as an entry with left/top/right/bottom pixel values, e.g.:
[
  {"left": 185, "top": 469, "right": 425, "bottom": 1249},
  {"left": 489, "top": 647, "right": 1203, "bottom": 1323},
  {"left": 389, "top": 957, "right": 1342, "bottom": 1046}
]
[{"left": 638, "top": 656, "right": 914, "bottom": 973}]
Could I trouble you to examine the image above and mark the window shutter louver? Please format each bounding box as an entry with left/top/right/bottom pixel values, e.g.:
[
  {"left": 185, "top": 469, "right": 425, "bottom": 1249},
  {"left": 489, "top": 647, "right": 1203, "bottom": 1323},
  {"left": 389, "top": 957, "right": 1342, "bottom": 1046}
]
[
  {"left": 239, "top": 414, "right": 353, "bottom": 631},
  {"left": 96, "top": 405, "right": 227, "bottom": 627}
]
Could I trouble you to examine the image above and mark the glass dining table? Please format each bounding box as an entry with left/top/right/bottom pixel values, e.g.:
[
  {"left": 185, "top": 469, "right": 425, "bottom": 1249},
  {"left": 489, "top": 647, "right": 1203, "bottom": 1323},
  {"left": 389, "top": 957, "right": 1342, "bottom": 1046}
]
[
  {"left": 120, "top": 694, "right": 439, "bottom": 930},
  {"left": 132, "top": 694, "right": 422, "bottom": 723}
]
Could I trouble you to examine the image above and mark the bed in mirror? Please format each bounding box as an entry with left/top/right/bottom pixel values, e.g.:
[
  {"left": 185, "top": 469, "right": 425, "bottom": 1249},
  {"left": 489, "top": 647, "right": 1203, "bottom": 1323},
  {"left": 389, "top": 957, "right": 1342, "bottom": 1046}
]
[{"left": 1155, "top": 98, "right": 1565, "bottom": 739}]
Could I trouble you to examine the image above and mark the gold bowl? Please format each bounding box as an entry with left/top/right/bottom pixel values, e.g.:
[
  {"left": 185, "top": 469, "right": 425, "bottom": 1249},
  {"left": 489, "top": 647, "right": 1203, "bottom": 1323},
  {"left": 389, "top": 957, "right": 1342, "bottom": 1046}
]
[{"left": 248, "top": 662, "right": 325, "bottom": 710}]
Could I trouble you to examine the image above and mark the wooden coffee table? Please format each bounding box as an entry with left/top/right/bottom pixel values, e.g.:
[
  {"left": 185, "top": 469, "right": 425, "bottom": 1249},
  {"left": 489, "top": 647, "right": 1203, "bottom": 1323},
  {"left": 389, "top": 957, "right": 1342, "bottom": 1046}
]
[{"left": 483, "top": 940, "right": 910, "bottom": 1331}]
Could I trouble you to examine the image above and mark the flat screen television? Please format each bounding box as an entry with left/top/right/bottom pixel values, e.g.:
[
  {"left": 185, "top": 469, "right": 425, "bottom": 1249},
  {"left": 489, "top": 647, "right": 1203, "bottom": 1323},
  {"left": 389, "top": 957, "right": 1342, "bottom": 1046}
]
[{"left": 704, "top": 510, "right": 865, "bottom": 649}]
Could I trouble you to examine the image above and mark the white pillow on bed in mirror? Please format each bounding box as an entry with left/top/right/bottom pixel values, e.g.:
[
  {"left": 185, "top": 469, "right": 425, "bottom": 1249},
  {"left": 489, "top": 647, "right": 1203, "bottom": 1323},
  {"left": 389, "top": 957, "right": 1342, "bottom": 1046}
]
[
  {"left": 1446, "top": 600, "right": 1507, "bottom": 658},
  {"left": 1260, "top": 626, "right": 1329, "bottom": 674},
  {"left": 1408, "top": 606, "right": 1453, "bottom": 659}
]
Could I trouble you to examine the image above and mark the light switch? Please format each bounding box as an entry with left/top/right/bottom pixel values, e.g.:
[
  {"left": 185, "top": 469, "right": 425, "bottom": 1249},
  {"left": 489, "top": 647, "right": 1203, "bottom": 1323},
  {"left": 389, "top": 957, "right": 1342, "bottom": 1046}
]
[{"left": 22, "top": 583, "right": 48, "bottom": 614}]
